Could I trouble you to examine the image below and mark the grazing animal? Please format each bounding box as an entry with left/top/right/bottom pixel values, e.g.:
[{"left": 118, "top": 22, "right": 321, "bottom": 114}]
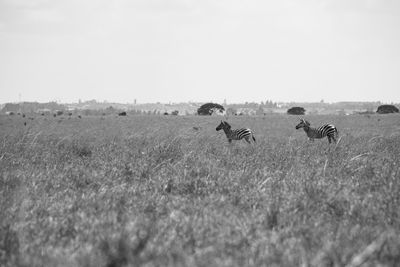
[
  {"left": 295, "top": 118, "right": 338, "bottom": 144},
  {"left": 216, "top": 121, "right": 256, "bottom": 143}
]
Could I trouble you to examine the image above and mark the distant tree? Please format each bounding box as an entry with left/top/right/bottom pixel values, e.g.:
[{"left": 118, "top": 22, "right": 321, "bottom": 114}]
[
  {"left": 197, "top": 103, "right": 225, "bottom": 115},
  {"left": 376, "top": 105, "right": 399, "bottom": 114},
  {"left": 287, "top": 107, "right": 306, "bottom": 115},
  {"left": 118, "top": 111, "right": 127, "bottom": 116}
]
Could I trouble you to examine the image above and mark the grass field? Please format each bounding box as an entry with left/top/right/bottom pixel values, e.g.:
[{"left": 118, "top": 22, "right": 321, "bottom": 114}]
[{"left": 1, "top": 113, "right": 400, "bottom": 266}]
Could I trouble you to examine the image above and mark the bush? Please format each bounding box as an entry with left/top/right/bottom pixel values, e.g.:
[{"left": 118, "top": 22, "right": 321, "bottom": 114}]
[
  {"left": 287, "top": 107, "right": 306, "bottom": 115},
  {"left": 197, "top": 103, "right": 225, "bottom": 115},
  {"left": 376, "top": 105, "right": 399, "bottom": 114}
]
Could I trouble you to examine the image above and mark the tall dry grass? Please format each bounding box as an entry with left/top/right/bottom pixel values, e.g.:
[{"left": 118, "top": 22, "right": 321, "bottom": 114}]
[{"left": 1, "top": 113, "right": 400, "bottom": 266}]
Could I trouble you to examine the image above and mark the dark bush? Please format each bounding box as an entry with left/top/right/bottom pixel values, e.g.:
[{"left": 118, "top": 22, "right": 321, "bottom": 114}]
[
  {"left": 197, "top": 103, "right": 225, "bottom": 115},
  {"left": 376, "top": 105, "right": 399, "bottom": 114},
  {"left": 287, "top": 107, "right": 306, "bottom": 115}
]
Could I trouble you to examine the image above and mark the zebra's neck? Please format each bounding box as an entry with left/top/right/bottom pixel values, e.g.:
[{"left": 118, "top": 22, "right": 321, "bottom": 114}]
[
  {"left": 303, "top": 126, "right": 319, "bottom": 137},
  {"left": 222, "top": 127, "right": 235, "bottom": 138}
]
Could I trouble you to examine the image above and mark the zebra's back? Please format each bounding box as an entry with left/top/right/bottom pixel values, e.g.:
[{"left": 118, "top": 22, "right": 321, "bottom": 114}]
[
  {"left": 307, "top": 124, "right": 337, "bottom": 139},
  {"left": 230, "top": 128, "right": 252, "bottom": 140},
  {"left": 318, "top": 124, "right": 337, "bottom": 137}
]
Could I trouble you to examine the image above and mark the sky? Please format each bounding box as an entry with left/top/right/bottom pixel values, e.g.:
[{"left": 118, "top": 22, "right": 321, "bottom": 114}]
[{"left": 0, "top": 0, "right": 400, "bottom": 104}]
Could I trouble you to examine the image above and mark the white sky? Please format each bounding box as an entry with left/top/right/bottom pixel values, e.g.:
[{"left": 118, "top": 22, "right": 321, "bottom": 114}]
[{"left": 1, "top": 0, "right": 399, "bottom": 104}]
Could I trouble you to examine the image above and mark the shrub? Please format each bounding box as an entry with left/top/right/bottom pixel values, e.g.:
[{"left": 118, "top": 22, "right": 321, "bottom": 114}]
[
  {"left": 197, "top": 103, "right": 225, "bottom": 115},
  {"left": 287, "top": 107, "right": 306, "bottom": 115},
  {"left": 376, "top": 105, "right": 399, "bottom": 114}
]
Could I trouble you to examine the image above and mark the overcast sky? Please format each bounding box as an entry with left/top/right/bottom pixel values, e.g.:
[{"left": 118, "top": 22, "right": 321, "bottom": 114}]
[{"left": 1, "top": 0, "right": 399, "bottom": 104}]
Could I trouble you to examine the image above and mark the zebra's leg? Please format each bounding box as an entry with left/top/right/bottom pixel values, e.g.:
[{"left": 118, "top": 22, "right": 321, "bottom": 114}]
[
  {"left": 244, "top": 136, "right": 251, "bottom": 144},
  {"left": 328, "top": 136, "right": 332, "bottom": 144},
  {"left": 252, "top": 135, "right": 256, "bottom": 142}
]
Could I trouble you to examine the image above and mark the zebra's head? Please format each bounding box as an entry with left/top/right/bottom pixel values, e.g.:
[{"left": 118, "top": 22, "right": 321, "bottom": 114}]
[
  {"left": 216, "top": 121, "right": 231, "bottom": 131},
  {"left": 295, "top": 118, "right": 310, "bottom": 129}
]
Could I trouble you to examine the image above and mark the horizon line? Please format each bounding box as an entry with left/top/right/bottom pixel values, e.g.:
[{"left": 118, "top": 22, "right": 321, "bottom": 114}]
[{"left": 1, "top": 100, "right": 397, "bottom": 105}]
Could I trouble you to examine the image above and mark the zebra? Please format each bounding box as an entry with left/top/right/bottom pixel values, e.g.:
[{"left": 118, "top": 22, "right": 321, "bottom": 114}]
[
  {"left": 216, "top": 121, "right": 256, "bottom": 143},
  {"left": 295, "top": 118, "right": 338, "bottom": 144}
]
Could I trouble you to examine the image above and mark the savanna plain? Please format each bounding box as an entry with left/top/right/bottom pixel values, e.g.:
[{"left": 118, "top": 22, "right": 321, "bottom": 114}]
[{"left": 1, "top": 113, "right": 400, "bottom": 267}]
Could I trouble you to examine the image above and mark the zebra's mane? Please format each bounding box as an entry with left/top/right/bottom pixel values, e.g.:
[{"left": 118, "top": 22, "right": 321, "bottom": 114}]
[{"left": 300, "top": 118, "right": 310, "bottom": 126}]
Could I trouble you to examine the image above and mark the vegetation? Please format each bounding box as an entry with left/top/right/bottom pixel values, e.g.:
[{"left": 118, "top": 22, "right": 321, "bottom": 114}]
[
  {"left": 197, "top": 103, "right": 225, "bottom": 115},
  {"left": 376, "top": 105, "right": 399, "bottom": 114},
  {"left": 1, "top": 114, "right": 400, "bottom": 266},
  {"left": 287, "top": 107, "right": 306, "bottom": 115},
  {"left": 1, "top": 102, "right": 66, "bottom": 114}
]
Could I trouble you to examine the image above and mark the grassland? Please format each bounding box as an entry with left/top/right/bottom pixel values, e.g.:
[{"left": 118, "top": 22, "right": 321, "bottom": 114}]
[{"left": 1, "top": 113, "right": 400, "bottom": 267}]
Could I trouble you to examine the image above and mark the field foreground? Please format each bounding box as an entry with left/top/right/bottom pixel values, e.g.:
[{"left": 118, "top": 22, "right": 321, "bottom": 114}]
[{"left": 1, "top": 114, "right": 400, "bottom": 266}]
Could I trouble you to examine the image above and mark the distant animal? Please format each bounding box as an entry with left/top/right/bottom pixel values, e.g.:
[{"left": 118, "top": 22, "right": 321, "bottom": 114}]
[
  {"left": 216, "top": 121, "right": 256, "bottom": 144},
  {"left": 295, "top": 118, "right": 338, "bottom": 144},
  {"left": 118, "top": 111, "right": 127, "bottom": 116}
]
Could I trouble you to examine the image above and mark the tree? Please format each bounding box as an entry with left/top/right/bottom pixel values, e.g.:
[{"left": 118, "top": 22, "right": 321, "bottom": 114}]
[
  {"left": 197, "top": 103, "right": 225, "bottom": 115},
  {"left": 287, "top": 107, "right": 306, "bottom": 115},
  {"left": 376, "top": 105, "right": 399, "bottom": 114}
]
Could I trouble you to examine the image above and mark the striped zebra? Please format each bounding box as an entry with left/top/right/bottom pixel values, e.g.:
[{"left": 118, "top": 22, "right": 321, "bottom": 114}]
[
  {"left": 216, "top": 121, "right": 256, "bottom": 143},
  {"left": 295, "top": 118, "right": 338, "bottom": 144}
]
